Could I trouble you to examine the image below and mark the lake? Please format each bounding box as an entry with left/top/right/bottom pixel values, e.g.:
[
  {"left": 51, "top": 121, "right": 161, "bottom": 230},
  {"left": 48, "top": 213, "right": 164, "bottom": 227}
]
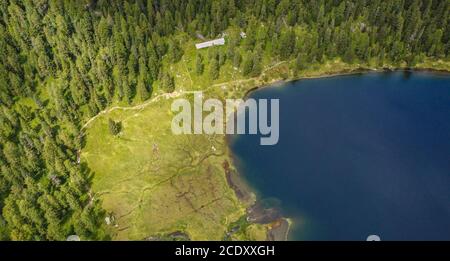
[{"left": 229, "top": 71, "right": 450, "bottom": 240}]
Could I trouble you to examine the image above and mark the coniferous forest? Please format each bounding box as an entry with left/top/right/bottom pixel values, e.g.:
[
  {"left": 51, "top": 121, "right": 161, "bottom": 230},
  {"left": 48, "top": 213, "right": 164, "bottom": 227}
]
[{"left": 0, "top": 0, "right": 448, "bottom": 240}]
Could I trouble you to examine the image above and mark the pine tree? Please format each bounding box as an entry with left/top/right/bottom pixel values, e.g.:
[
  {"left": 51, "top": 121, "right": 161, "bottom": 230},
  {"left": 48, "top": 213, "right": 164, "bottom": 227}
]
[
  {"left": 209, "top": 58, "right": 219, "bottom": 80},
  {"left": 196, "top": 54, "right": 204, "bottom": 75},
  {"left": 242, "top": 53, "right": 254, "bottom": 76},
  {"left": 108, "top": 119, "right": 121, "bottom": 136},
  {"left": 161, "top": 72, "right": 175, "bottom": 93},
  {"left": 137, "top": 77, "right": 150, "bottom": 102}
]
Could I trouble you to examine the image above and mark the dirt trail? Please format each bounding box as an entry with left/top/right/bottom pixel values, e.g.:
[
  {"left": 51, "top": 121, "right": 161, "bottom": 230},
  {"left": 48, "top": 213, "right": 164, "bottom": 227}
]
[
  {"left": 211, "top": 60, "right": 288, "bottom": 88},
  {"left": 81, "top": 91, "right": 184, "bottom": 130},
  {"left": 81, "top": 60, "right": 289, "bottom": 130}
]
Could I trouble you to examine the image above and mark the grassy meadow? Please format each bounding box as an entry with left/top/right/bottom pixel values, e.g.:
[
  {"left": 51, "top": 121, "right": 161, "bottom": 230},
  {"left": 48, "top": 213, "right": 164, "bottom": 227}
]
[{"left": 81, "top": 30, "right": 449, "bottom": 240}]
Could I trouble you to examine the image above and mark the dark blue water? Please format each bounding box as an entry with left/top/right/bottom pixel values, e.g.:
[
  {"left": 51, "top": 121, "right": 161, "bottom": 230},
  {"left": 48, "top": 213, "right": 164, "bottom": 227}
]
[{"left": 229, "top": 71, "right": 450, "bottom": 240}]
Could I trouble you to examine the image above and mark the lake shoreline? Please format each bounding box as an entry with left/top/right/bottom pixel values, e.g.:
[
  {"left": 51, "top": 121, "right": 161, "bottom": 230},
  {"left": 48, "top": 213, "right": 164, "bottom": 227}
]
[
  {"left": 243, "top": 66, "right": 450, "bottom": 99},
  {"left": 226, "top": 66, "right": 450, "bottom": 241},
  {"left": 225, "top": 135, "right": 293, "bottom": 241}
]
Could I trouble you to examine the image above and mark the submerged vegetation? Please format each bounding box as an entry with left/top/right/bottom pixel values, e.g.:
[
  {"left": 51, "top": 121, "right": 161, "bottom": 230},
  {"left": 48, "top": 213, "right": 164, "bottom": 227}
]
[{"left": 0, "top": 0, "right": 449, "bottom": 240}]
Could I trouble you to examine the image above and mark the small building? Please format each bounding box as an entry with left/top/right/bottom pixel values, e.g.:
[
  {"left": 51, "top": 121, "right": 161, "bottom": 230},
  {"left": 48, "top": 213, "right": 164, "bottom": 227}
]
[{"left": 195, "top": 38, "right": 225, "bottom": 49}]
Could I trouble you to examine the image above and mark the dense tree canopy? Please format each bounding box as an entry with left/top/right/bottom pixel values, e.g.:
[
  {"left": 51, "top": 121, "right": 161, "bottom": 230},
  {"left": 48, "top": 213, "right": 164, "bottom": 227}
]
[{"left": 0, "top": 0, "right": 448, "bottom": 240}]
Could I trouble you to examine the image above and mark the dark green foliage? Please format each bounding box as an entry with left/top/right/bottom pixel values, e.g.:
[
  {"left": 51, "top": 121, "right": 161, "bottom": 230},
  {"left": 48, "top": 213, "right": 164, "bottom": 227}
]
[
  {"left": 196, "top": 54, "right": 204, "bottom": 75},
  {"left": 161, "top": 72, "right": 175, "bottom": 93},
  {"left": 242, "top": 52, "right": 254, "bottom": 76},
  {"left": 0, "top": 0, "right": 448, "bottom": 241},
  {"left": 168, "top": 39, "right": 184, "bottom": 63},
  {"left": 209, "top": 58, "right": 220, "bottom": 80},
  {"left": 242, "top": 51, "right": 262, "bottom": 77},
  {"left": 108, "top": 119, "right": 122, "bottom": 136},
  {"left": 278, "top": 29, "right": 296, "bottom": 60},
  {"left": 295, "top": 53, "right": 307, "bottom": 72},
  {"left": 233, "top": 52, "right": 241, "bottom": 69}
]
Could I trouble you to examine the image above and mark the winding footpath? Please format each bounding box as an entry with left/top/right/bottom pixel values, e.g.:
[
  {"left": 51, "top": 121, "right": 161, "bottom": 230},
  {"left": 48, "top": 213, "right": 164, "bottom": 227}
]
[
  {"left": 81, "top": 91, "right": 184, "bottom": 130},
  {"left": 81, "top": 60, "right": 289, "bottom": 131}
]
